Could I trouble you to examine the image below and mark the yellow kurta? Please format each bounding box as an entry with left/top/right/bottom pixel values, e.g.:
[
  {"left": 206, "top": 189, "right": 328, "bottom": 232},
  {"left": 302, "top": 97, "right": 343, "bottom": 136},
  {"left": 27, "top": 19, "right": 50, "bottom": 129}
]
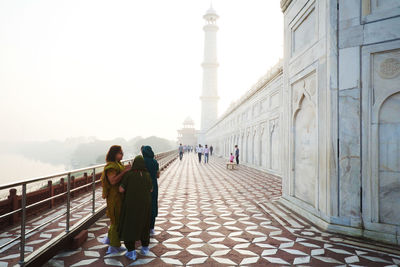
[{"left": 101, "top": 161, "right": 125, "bottom": 246}]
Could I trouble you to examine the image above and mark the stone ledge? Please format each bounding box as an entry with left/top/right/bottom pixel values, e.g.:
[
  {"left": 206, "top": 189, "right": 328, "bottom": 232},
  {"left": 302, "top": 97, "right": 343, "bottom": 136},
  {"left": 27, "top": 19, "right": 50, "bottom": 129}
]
[
  {"left": 71, "top": 230, "right": 88, "bottom": 250},
  {"left": 278, "top": 197, "right": 400, "bottom": 247},
  {"left": 24, "top": 206, "right": 106, "bottom": 267}
]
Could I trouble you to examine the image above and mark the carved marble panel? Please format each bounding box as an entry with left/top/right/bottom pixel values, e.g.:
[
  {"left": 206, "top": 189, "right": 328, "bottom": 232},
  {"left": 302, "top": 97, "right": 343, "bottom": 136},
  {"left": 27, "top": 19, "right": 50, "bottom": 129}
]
[
  {"left": 378, "top": 57, "right": 400, "bottom": 79},
  {"left": 378, "top": 92, "right": 400, "bottom": 225},
  {"left": 270, "top": 118, "right": 280, "bottom": 171},
  {"left": 292, "top": 73, "right": 317, "bottom": 207},
  {"left": 371, "top": 0, "right": 400, "bottom": 13},
  {"left": 252, "top": 104, "right": 257, "bottom": 118},
  {"left": 246, "top": 131, "right": 250, "bottom": 163},
  {"left": 270, "top": 91, "right": 280, "bottom": 110},
  {"left": 260, "top": 126, "right": 267, "bottom": 168},
  {"left": 252, "top": 130, "right": 257, "bottom": 164},
  {"left": 292, "top": 5, "right": 316, "bottom": 55}
]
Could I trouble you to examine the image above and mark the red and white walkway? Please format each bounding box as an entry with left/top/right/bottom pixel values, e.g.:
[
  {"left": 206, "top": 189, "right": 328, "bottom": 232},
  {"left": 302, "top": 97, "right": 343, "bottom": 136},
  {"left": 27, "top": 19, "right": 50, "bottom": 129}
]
[{"left": 8, "top": 153, "right": 400, "bottom": 266}]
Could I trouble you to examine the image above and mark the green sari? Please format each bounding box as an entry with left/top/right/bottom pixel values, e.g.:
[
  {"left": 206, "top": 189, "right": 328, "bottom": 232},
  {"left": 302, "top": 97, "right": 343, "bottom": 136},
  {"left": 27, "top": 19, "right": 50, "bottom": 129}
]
[{"left": 118, "top": 155, "right": 152, "bottom": 243}]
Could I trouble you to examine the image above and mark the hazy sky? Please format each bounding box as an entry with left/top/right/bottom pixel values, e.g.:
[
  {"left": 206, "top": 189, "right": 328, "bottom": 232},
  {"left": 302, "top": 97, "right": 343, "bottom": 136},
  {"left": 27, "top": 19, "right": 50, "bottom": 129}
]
[{"left": 0, "top": 0, "right": 283, "bottom": 142}]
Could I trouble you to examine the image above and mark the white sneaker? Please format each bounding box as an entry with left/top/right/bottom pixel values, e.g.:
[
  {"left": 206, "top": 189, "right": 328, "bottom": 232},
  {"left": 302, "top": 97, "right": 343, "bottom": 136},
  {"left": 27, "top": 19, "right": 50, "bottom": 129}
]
[
  {"left": 106, "top": 246, "right": 126, "bottom": 255},
  {"left": 101, "top": 236, "right": 110, "bottom": 245},
  {"left": 125, "top": 250, "right": 137, "bottom": 260},
  {"left": 140, "top": 246, "right": 149, "bottom": 255}
]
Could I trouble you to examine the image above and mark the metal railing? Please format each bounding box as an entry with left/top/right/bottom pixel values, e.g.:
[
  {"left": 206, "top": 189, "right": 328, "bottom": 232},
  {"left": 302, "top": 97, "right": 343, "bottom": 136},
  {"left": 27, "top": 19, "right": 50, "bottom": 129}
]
[{"left": 0, "top": 149, "right": 177, "bottom": 266}]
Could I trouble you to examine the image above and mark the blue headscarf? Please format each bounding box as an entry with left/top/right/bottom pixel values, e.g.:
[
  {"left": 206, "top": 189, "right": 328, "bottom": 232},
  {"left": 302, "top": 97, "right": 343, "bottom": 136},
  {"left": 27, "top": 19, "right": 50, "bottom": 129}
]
[{"left": 141, "top": 146, "right": 158, "bottom": 180}]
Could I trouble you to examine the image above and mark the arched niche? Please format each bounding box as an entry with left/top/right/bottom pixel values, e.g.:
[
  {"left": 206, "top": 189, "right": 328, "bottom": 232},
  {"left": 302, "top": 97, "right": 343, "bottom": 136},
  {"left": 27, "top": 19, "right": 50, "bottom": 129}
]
[
  {"left": 293, "top": 93, "right": 317, "bottom": 206},
  {"left": 270, "top": 119, "right": 280, "bottom": 171},
  {"left": 260, "top": 126, "right": 266, "bottom": 168},
  {"left": 252, "top": 129, "right": 257, "bottom": 165},
  {"left": 378, "top": 92, "right": 400, "bottom": 225}
]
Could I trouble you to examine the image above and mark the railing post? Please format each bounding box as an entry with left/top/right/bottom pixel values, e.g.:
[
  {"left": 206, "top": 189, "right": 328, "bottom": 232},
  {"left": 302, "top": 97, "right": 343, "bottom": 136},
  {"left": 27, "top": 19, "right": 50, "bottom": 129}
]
[
  {"left": 19, "top": 183, "right": 26, "bottom": 266},
  {"left": 60, "top": 177, "right": 65, "bottom": 202},
  {"left": 66, "top": 173, "right": 71, "bottom": 233},
  {"left": 84, "top": 172, "right": 88, "bottom": 192},
  {"left": 71, "top": 176, "right": 75, "bottom": 198},
  {"left": 92, "top": 168, "right": 96, "bottom": 214},
  {"left": 8, "top": 188, "right": 18, "bottom": 224},
  {"left": 48, "top": 180, "right": 53, "bottom": 209}
]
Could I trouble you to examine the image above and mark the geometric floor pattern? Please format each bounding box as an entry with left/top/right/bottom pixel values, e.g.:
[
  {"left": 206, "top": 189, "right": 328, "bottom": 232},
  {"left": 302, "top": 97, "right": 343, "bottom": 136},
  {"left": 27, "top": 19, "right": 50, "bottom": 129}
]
[
  {"left": 0, "top": 187, "right": 106, "bottom": 267},
  {"left": 40, "top": 154, "right": 400, "bottom": 266}
]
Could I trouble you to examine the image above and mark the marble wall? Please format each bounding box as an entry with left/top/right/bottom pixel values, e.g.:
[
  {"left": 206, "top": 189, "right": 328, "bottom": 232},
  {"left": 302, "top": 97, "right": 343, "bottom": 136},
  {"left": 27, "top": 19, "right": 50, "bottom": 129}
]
[
  {"left": 280, "top": 0, "right": 400, "bottom": 245},
  {"left": 206, "top": 0, "right": 400, "bottom": 245},
  {"left": 362, "top": 42, "right": 400, "bottom": 241},
  {"left": 205, "top": 61, "right": 283, "bottom": 176}
]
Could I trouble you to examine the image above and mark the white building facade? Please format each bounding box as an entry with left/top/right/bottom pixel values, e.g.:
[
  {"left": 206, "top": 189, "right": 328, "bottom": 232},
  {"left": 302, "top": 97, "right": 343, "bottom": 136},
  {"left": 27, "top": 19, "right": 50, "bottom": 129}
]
[
  {"left": 206, "top": 61, "right": 283, "bottom": 176},
  {"left": 205, "top": 0, "right": 400, "bottom": 245}
]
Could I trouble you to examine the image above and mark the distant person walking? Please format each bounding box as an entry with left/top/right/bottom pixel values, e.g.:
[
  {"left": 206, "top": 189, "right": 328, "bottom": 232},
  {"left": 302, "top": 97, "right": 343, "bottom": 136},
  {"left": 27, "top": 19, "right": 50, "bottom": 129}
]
[
  {"left": 118, "top": 155, "right": 152, "bottom": 260},
  {"left": 210, "top": 145, "right": 213, "bottom": 156},
  {"left": 204, "top": 145, "right": 209, "bottom": 163},
  {"left": 235, "top": 145, "right": 240, "bottom": 165},
  {"left": 196, "top": 144, "right": 203, "bottom": 163},
  {"left": 100, "top": 145, "right": 131, "bottom": 254},
  {"left": 141, "top": 146, "right": 160, "bottom": 236},
  {"left": 178, "top": 144, "right": 184, "bottom": 161}
]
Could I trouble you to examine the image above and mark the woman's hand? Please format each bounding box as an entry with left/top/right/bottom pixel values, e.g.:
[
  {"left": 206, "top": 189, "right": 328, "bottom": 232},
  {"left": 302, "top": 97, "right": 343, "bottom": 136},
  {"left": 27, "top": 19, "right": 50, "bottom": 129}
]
[
  {"left": 108, "top": 166, "right": 130, "bottom": 185},
  {"left": 119, "top": 185, "right": 125, "bottom": 193},
  {"left": 123, "top": 165, "right": 132, "bottom": 172},
  {"left": 156, "top": 171, "right": 160, "bottom": 179}
]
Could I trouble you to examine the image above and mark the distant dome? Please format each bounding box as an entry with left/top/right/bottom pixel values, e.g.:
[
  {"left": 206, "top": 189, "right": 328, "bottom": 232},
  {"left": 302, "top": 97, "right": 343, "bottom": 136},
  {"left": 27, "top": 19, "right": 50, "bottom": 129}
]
[
  {"left": 203, "top": 5, "right": 219, "bottom": 21},
  {"left": 183, "top": 117, "right": 194, "bottom": 125},
  {"left": 206, "top": 7, "right": 217, "bottom": 15}
]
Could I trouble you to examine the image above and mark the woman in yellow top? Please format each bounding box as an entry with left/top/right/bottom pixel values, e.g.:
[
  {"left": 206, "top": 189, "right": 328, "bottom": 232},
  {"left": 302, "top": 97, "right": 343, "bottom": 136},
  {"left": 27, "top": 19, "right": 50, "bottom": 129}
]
[{"left": 101, "top": 145, "right": 131, "bottom": 254}]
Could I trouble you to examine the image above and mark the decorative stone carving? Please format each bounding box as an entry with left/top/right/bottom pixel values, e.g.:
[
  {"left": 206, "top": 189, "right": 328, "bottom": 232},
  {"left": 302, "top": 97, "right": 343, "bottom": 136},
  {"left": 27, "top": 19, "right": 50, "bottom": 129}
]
[
  {"left": 378, "top": 92, "right": 400, "bottom": 225},
  {"left": 294, "top": 95, "right": 317, "bottom": 206},
  {"left": 292, "top": 74, "right": 316, "bottom": 115},
  {"left": 307, "top": 78, "right": 316, "bottom": 96},
  {"left": 252, "top": 105, "right": 257, "bottom": 117},
  {"left": 270, "top": 92, "right": 280, "bottom": 110},
  {"left": 262, "top": 98, "right": 268, "bottom": 112},
  {"left": 378, "top": 58, "right": 400, "bottom": 79},
  {"left": 293, "top": 90, "right": 299, "bottom": 106},
  {"left": 291, "top": 72, "right": 317, "bottom": 207}
]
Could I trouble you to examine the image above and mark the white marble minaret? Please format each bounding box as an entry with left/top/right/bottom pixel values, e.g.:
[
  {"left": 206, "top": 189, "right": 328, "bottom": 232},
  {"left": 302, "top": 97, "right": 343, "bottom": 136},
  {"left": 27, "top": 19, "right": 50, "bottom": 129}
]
[{"left": 199, "top": 6, "right": 219, "bottom": 144}]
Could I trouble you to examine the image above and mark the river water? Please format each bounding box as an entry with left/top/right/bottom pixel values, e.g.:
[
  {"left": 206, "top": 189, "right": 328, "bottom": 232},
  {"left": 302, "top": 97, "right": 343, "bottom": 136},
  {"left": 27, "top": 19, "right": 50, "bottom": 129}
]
[{"left": 0, "top": 153, "right": 66, "bottom": 199}]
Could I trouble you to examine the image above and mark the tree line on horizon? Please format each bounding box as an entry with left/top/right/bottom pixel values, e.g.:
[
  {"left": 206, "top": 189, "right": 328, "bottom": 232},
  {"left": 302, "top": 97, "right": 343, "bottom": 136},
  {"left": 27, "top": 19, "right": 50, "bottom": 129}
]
[{"left": 1, "top": 136, "right": 176, "bottom": 170}]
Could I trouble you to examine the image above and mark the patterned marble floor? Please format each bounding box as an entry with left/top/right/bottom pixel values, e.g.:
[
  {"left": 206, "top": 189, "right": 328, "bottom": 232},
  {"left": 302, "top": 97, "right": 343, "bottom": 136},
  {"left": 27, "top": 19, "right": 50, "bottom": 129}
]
[
  {"left": 0, "top": 187, "right": 106, "bottom": 267},
  {"left": 41, "top": 154, "right": 400, "bottom": 266}
]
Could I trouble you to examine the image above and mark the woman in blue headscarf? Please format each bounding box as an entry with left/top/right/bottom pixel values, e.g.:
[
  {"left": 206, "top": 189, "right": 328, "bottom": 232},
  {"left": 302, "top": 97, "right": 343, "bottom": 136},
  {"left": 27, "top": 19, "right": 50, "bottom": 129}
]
[{"left": 141, "top": 146, "right": 160, "bottom": 235}]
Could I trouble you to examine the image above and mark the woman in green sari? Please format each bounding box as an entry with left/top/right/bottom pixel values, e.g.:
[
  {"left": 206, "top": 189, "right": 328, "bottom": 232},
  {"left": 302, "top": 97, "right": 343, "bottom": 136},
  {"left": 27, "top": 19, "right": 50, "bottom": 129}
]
[
  {"left": 101, "top": 145, "right": 131, "bottom": 254},
  {"left": 118, "top": 155, "right": 153, "bottom": 261}
]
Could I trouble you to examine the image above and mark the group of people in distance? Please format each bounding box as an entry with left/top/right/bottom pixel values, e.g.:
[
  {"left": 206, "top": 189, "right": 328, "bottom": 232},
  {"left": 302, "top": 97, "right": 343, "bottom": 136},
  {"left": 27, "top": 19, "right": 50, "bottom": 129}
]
[
  {"left": 100, "top": 145, "right": 160, "bottom": 261},
  {"left": 179, "top": 143, "right": 240, "bottom": 165},
  {"left": 178, "top": 143, "right": 214, "bottom": 163},
  {"left": 178, "top": 145, "right": 194, "bottom": 160},
  {"left": 195, "top": 144, "right": 213, "bottom": 163}
]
